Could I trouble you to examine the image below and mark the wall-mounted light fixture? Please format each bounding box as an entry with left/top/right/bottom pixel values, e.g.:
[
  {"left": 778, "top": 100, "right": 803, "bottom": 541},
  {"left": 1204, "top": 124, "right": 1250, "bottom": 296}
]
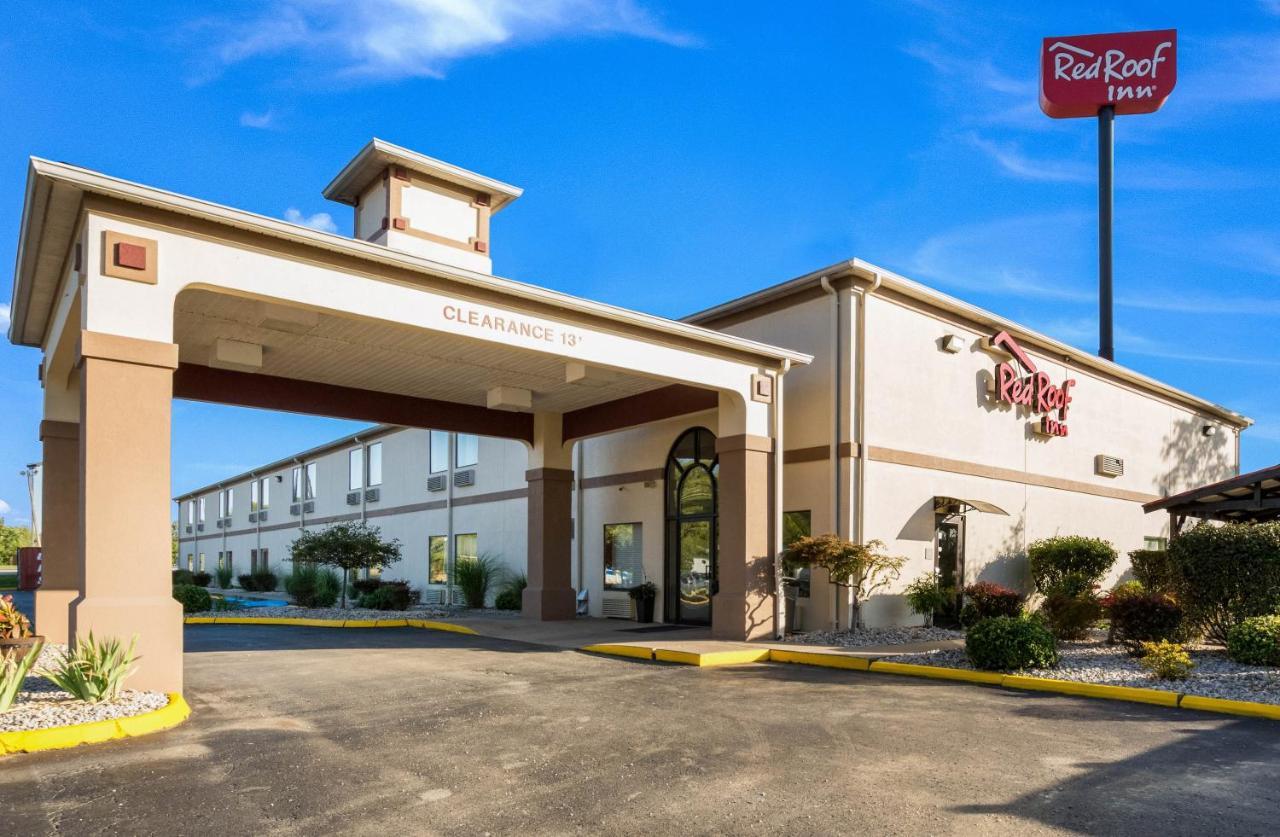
[
  {"left": 1202, "top": 424, "right": 1218, "bottom": 437},
  {"left": 940, "top": 334, "right": 964, "bottom": 354}
]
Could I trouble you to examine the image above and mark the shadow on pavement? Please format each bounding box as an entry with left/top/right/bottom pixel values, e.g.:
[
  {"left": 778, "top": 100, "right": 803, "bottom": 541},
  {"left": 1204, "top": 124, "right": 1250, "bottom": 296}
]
[{"left": 182, "top": 624, "right": 564, "bottom": 655}]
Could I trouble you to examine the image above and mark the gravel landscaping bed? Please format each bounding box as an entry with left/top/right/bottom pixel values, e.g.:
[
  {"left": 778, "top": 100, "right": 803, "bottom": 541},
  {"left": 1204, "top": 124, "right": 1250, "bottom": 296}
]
[
  {"left": 789, "top": 626, "right": 964, "bottom": 648},
  {"left": 186, "top": 605, "right": 522, "bottom": 620},
  {"left": 1, "top": 644, "right": 170, "bottom": 733},
  {"left": 886, "top": 631, "right": 1280, "bottom": 706}
]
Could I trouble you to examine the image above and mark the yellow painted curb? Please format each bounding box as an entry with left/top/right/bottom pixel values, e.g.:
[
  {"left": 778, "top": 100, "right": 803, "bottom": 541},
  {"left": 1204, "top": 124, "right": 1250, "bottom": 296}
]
[
  {"left": 653, "top": 648, "right": 771, "bottom": 667},
  {"left": 0, "top": 693, "right": 190, "bottom": 756},
  {"left": 769, "top": 649, "right": 871, "bottom": 671},
  {"left": 580, "top": 643, "right": 655, "bottom": 661},
  {"left": 183, "top": 616, "right": 217, "bottom": 624},
  {"left": 415, "top": 621, "right": 478, "bottom": 635},
  {"left": 1000, "top": 675, "right": 1179, "bottom": 707},
  {"left": 1179, "top": 694, "right": 1280, "bottom": 720},
  {"left": 869, "top": 660, "right": 1005, "bottom": 685},
  {"left": 653, "top": 648, "right": 703, "bottom": 665},
  {"left": 373, "top": 618, "right": 409, "bottom": 628},
  {"left": 342, "top": 619, "right": 378, "bottom": 628}
]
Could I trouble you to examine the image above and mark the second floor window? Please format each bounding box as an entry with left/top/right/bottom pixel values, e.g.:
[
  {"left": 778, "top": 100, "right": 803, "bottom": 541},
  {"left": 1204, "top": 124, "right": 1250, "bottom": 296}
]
[
  {"left": 291, "top": 467, "right": 302, "bottom": 503},
  {"left": 197, "top": 497, "right": 206, "bottom": 523},
  {"left": 251, "top": 477, "right": 270, "bottom": 511},
  {"left": 306, "top": 462, "right": 318, "bottom": 500},
  {"left": 186, "top": 501, "right": 194, "bottom": 526},
  {"left": 367, "top": 443, "right": 383, "bottom": 487},
  {"left": 456, "top": 434, "right": 478, "bottom": 468},
  {"left": 218, "top": 488, "right": 233, "bottom": 519},
  {"left": 430, "top": 431, "right": 449, "bottom": 474},
  {"left": 349, "top": 448, "right": 364, "bottom": 490}
]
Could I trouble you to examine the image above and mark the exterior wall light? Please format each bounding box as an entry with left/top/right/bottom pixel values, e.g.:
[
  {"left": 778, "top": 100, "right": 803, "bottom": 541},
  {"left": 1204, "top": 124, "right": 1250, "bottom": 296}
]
[
  {"left": 940, "top": 334, "right": 965, "bottom": 354},
  {"left": 1202, "top": 424, "right": 1218, "bottom": 437}
]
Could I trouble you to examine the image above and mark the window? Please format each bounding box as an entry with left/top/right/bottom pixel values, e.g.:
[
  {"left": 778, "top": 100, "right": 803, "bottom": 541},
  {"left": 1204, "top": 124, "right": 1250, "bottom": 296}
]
[
  {"left": 218, "top": 488, "right": 234, "bottom": 519},
  {"left": 186, "top": 502, "right": 194, "bottom": 526},
  {"left": 260, "top": 547, "right": 268, "bottom": 572},
  {"left": 249, "top": 549, "right": 257, "bottom": 573},
  {"left": 251, "top": 548, "right": 268, "bottom": 573},
  {"left": 249, "top": 477, "right": 270, "bottom": 511},
  {"left": 305, "top": 462, "right": 318, "bottom": 500},
  {"left": 197, "top": 497, "right": 206, "bottom": 523},
  {"left": 456, "top": 434, "right": 479, "bottom": 468},
  {"left": 185, "top": 553, "right": 193, "bottom": 571},
  {"left": 291, "top": 467, "right": 302, "bottom": 502},
  {"left": 251, "top": 480, "right": 260, "bottom": 512},
  {"left": 367, "top": 442, "right": 383, "bottom": 487},
  {"left": 198, "top": 553, "right": 206, "bottom": 572},
  {"left": 429, "top": 535, "right": 447, "bottom": 584},
  {"left": 456, "top": 533, "right": 478, "bottom": 563},
  {"left": 349, "top": 448, "right": 364, "bottom": 490},
  {"left": 783, "top": 510, "right": 813, "bottom": 598},
  {"left": 603, "top": 523, "right": 643, "bottom": 589},
  {"left": 1144, "top": 536, "right": 1168, "bottom": 551},
  {"left": 430, "top": 431, "right": 450, "bottom": 473}
]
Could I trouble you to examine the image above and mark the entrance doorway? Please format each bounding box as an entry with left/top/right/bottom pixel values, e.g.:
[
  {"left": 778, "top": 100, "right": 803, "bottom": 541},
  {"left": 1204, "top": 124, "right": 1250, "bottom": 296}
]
[
  {"left": 664, "top": 428, "right": 718, "bottom": 625},
  {"left": 934, "top": 514, "right": 965, "bottom": 628}
]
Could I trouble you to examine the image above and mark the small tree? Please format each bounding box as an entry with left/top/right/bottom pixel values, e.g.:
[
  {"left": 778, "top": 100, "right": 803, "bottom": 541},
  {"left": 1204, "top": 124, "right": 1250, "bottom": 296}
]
[
  {"left": 784, "top": 534, "right": 905, "bottom": 630},
  {"left": 289, "top": 522, "right": 403, "bottom": 608}
]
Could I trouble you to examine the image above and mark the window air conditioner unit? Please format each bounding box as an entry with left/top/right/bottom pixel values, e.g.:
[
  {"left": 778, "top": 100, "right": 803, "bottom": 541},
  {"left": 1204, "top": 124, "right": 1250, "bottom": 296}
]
[
  {"left": 197, "top": 523, "right": 204, "bottom": 532},
  {"left": 1095, "top": 454, "right": 1125, "bottom": 477},
  {"left": 289, "top": 503, "right": 301, "bottom": 516},
  {"left": 427, "top": 474, "right": 447, "bottom": 492},
  {"left": 364, "top": 488, "right": 380, "bottom": 503},
  {"left": 248, "top": 512, "right": 257, "bottom": 523},
  {"left": 258, "top": 510, "right": 268, "bottom": 521},
  {"left": 303, "top": 501, "right": 315, "bottom": 513},
  {"left": 453, "top": 469, "right": 476, "bottom": 488},
  {"left": 215, "top": 519, "right": 224, "bottom": 529},
  {"left": 421, "top": 587, "right": 447, "bottom": 605},
  {"left": 346, "top": 491, "right": 361, "bottom": 506},
  {"left": 185, "top": 525, "right": 192, "bottom": 534}
]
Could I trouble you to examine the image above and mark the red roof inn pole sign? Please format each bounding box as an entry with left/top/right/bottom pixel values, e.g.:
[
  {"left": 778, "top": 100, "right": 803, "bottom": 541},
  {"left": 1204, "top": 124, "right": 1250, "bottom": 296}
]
[{"left": 1040, "top": 29, "right": 1177, "bottom": 362}]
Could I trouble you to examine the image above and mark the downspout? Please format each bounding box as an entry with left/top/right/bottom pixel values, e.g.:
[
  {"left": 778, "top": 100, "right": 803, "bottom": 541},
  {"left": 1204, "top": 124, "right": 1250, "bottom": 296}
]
[
  {"left": 854, "top": 270, "right": 882, "bottom": 548},
  {"left": 772, "top": 359, "right": 791, "bottom": 640},
  {"left": 819, "top": 276, "right": 842, "bottom": 629},
  {"left": 292, "top": 457, "right": 304, "bottom": 531},
  {"left": 575, "top": 441, "right": 585, "bottom": 600},
  {"left": 446, "top": 432, "right": 456, "bottom": 607}
]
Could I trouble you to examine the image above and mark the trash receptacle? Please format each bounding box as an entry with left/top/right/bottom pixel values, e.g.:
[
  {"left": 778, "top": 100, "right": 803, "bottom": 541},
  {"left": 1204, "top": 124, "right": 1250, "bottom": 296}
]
[{"left": 16, "top": 547, "right": 42, "bottom": 591}]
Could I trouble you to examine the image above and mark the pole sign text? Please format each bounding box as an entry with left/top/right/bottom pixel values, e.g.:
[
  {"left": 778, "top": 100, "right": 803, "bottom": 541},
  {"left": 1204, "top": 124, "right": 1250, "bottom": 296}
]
[
  {"left": 988, "top": 331, "right": 1076, "bottom": 438},
  {"left": 1040, "top": 29, "right": 1177, "bottom": 119}
]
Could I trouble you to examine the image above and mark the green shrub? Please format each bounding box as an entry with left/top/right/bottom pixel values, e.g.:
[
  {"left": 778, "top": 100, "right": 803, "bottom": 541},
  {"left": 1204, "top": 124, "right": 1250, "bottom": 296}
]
[
  {"left": 351, "top": 577, "right": 384, "bottom": 596},
  {"left": 40, "top": 632, "right": 138, "bottom": 703},
  {"left": 1138, "top": 640, "right": 1195, "bottom": 680},
  {"left": 494, "top": 572, "right": 527, "bottom": 611},
  {"left": 455, "top": 554, "right": 506, "bottom": 609},
  {"left": 215, "top": 564, "right": 234, "bottom": 589},
  {"left": 1128, "top": 549, "right": 1177, "bottom": 594},
  {"left": 1039, "top": 592, "right": 1102, "bottom": 640},
  {"left": 284, "top": 563, "right": 341, "bottom": 608},
  {"left": 1108, "top": 592, "right": 1184, "bottom": 651},
  {"left": 0, "top": 594, "right": 33, "bottom": 640},
  {"left": 355, "top": 580, "right": 420, "bottom": 611},
  {"left": 959, "top": 581, "right": 1023, "bottom": 628},
  {"left": 171, "top": 569, "right": 194, "bottom": 586},
  {"left": 1, "top": 641, "right": 43, "bottom": 713},
  {"left": 1028, "top": 536, "right": 1117, "bottom": 596},
  {"left": 192, "top": 571, "right": 213, "bottom": 587},
  {"left": 1226, "top": 615, "right": 1280, "bottom": 666},
  {"left": 965, "top": 616, "right": 1058, "bottom": 671},
  {"left": 237, "top": 571, "right": 279, "bottom": 592},
  {"left": 904, "top": 574, "right": 953, "bottom": 622},
  {"left": 172, "top": 584, "right": 212, "bottom": 614},
  {"left": 1168, "top": 522, "right": 1280, "bottom": 643}
]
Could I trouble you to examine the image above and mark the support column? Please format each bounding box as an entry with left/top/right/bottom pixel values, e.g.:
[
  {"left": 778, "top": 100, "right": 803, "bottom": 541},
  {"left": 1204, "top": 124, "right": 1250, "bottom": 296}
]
[
  {"left": 34, "top": 420, "right": 81, "bottom": 644},
  {"left": 523, "top": 412, "right": 576, "bottom": 620},
  {"left": 71, "top": 333, "right": 183, "bottom": 693},
  {"left": 713, "top": 433, "right": 775, "bottom": 641}
]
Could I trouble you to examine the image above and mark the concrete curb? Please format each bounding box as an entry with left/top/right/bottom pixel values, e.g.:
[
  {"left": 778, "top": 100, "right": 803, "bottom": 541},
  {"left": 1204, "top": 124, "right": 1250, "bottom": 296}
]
[
  {"left": 579, "top": 644, "right": 1280, "bottom": 721},
  {"left": 0, "top": 693, "right": 190, "bottom": 755},
  {"left": 183, "top": 616, "right": 478, "bottom": 635}
]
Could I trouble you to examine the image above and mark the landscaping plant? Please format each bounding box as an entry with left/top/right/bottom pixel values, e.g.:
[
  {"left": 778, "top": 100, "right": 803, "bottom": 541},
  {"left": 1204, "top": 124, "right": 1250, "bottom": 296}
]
[
  {"left": 904, "top": 573, "right": 953, "bottom": 627},
  {"left": 41, "top": 633, "right": 138, "bottom": 703},
  {"left": 289, "top": 522, "right": 403, "bottom": 608},
  {"left": 455, "top": 553, "right": 506, "bottom": 609},
  {"left": 355, "top": 580, "right": 420, "bottom": 611},
  {"left": 1039, "top": 589, "right": 1103, "bottom": 640},
  {"left": 192, "top": 571, "right": 213, "bottom": 587},
  {"left": 0, "top": 594, "right": 33, "bottom": 640},
  {"left": 959, "top": 581, "right": 1023, "bottom": 628},
  {"left": 1028, "top": 536, "right": 1117, "bottom": 596},
  {"left": 1107, "top": 591, "right": 1185, "bottom": 652},
  {"left": 494, "top": 573, "right": 527, "bottom": 611},
  {"left": 784, "top": 534, "right": 905, "bottom": 630},
  {"left": 237, "top": 571, "right": 279, "bottom": 592},
  {"left": 1226, "top": 614, "right": 1280, "bottom": 667},
  {"left": 0, "top": 641, "right": 42, "bottom": 713},
  {"left": 215, "top": 564, "right": 234, "bottom": 589},
  {"left": 172, "top": 584, "right": 212, "bottom": 614},
  {"left": 283, "top": 563, "right": 342, "bottom": 608},
  {"left": 1167, "top": 521, "right": 1280, "bottom": 644},
  {"left": 1128, "top": 549, "right": 1177, "bottom": 595},
  {"left": 171, "top": 569, "right": 195, "bottom": 586},
  {"left": 965, "top": 615, "right": 1058, "bottom": 671},
  {"left": 1138, "top": 640, "right": 1195, "bottom": 680}
]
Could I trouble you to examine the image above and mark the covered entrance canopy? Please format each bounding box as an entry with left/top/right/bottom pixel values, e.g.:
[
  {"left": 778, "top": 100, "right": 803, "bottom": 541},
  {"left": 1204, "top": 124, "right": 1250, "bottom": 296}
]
[
  {"left": 1144, "top": 464, "right": 1280, "bottom": 533},
  {"left": 8, "top": 144, "right": 811, "bottom": 691}
]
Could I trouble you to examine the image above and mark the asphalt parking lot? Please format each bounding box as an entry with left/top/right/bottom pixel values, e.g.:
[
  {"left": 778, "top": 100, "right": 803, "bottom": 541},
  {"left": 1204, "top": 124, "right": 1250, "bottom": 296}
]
[{"left": 2, "top": 625, "right": 1279, "bottom": 836}]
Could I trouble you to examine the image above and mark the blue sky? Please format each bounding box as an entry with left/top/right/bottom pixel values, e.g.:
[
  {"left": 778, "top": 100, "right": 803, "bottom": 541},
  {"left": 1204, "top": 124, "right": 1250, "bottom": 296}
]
[{"left": 1, "top": 0, "right": 1277, "bottom": 526}]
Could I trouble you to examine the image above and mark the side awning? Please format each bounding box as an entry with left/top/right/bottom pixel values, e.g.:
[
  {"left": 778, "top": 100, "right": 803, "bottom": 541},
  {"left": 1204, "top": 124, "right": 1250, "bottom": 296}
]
[{"left": 934, "top": 496, "right": 1009, "bottom": 516}]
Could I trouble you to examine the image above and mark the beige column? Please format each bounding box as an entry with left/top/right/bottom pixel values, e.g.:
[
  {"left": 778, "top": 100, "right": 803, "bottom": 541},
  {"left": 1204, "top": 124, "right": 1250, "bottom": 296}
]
[
  {"left": 71, "top": 332, "right": 183, "bottom": 693},
  {"left": 34, "top": 420, "right": 81, "bottom": 644},
  {"left": 523, "top": 413, "right": 576, "bottom": 620},
  {"left": 713, "top": 433, "right": 775, "bottom": 641}
]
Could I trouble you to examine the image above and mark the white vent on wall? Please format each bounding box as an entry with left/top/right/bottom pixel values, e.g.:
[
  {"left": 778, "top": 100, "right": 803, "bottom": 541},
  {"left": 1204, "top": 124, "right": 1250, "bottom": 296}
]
[
  {"left": 453, "top": 469, "right": 476, "bottom": 488},
  {"left": 1095, "top": 454, "right": 1125, "bottom": 477},
  {"left": 421, "top": 588, "right": 447, "bottom": 605},
  {"left": 427, "top": 474, "right": 447, "bottom": 492},
  {"left": 346, "top": 491, "right": 361, "bottom": 505},
  {"left": 364, "top": 488, "right": 380, "bottom": 503},
  {"left": 602, "top": 592, "right": 633, "bottom": 619}
]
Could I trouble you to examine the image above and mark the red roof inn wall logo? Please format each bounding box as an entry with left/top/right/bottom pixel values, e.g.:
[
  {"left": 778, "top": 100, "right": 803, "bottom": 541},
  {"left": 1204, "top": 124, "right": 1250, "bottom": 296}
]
[
  {"left": 1040, "top": 29, "right": 1177, "bottom": 119},
  {"left": 988, "top": 331, "right": 1076, "bottom": 438}
]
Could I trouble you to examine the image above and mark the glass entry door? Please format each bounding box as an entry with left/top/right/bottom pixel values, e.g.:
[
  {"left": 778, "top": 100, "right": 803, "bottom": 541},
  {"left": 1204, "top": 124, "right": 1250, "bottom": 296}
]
[
  {"left": 665, "top": 428, "right": 718, "bottom": 626},
  {"left": 934, "top": 518, "right": 964, "bottom": 628},
  {"left": 675, "top": 519, "right": 713, "bottom": 624}
]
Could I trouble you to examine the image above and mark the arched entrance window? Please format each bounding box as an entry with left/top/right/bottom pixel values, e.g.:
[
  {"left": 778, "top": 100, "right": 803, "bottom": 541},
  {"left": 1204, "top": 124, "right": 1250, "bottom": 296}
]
[{"left": 664, "top": 427, "right": 718, "bottom": 625}]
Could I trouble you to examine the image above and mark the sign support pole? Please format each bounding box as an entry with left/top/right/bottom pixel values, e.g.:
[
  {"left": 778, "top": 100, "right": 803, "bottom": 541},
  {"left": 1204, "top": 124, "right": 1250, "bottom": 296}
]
[{"left": 1097, "top": 104, "right": 1115, "bottom": 361}]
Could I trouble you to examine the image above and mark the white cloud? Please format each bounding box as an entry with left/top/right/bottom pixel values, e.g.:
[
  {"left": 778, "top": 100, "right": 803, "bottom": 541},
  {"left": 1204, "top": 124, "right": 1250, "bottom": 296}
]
[
  {"left": 1031, "top": 317, "right": 1280, "bottom": 368},
  {"left": 0, "top": 499, "right": 11, "bottom": 517},
  {"left": 967, "top": 135, "right": 1093, "bottom": 184},
  {"left": 0, "top": 303, "right": 9, "bottom": 331},
  {"left": 239, "top": 109, "right": 277, "bottom": 129},
  {"left": 202, "top": 0, "right": 697, "bottom": 82},
  {"left": 284, "top": 208, "right": 339, "bottom": 233}
]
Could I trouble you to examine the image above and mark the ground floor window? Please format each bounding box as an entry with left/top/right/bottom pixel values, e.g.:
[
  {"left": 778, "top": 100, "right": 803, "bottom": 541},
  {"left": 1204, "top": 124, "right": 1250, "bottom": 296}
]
[
  {"left": 783, "top": 510, "right": 812, "bottom": 597},
  {"left": 250, "top": 548, "right": 269, "bottom": 573},
  {"left": 456, "top": 533, "right": 478, "bottom": 562},
  {"left": 185, "top": 553, "right": 193, "bottom": 571},
  {"left": 429, "top": 535, "right": 447, "bottom": 584},
  {"left": 603, "top": 523, "right": 643, "bottom": 589},
  {"left": 1144, "top": 536, "right": 1169, "bottom": 551},
  {"left": 198, "top": 553, "right": 206, "bottom": 572}
]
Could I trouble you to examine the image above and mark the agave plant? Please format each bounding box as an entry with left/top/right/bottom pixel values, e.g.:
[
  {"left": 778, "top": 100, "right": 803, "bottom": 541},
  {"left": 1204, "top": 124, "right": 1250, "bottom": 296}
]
[
  {"left": 0, "top": 595, "right": 32, "bottom": 640},
  {"left": 41, "top": 633, "right": 139, "bottom": 703},
  {"left": 0, "top": 641, "right": 42, "bottom": 713}
]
